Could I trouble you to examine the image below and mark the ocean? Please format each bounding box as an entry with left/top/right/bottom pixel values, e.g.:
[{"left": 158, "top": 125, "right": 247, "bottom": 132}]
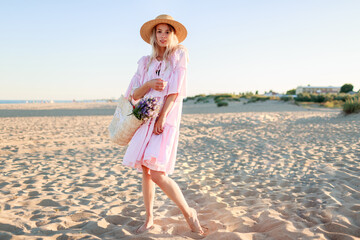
[{"left": 0, "top": 100, "right": 111, "bottom": 104}]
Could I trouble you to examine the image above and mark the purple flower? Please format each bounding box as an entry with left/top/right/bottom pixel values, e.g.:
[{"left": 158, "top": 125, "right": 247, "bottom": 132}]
[{"left": 131, "top": 97, "right": 161, "bottom": 121}]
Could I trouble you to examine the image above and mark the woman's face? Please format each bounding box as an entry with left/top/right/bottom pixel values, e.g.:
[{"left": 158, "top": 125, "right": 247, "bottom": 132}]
[{"left": 155, "top": 24, "right": 171, "bottom": 48}]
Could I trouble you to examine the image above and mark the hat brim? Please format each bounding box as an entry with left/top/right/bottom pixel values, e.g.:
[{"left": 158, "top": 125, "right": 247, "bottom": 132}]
[{"left": 140, "top": 19, "right": 187, "bottom": 44}]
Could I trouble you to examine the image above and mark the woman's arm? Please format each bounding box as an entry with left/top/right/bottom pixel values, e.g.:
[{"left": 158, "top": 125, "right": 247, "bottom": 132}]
[
  {"left": 132, "top": 79, "right": 167, "bottom": 100},
  {"left": 153, "top": 93, "right": 178, "bottom": 135},
  {"left": 132, "top": 82, "right": 151, "bottom": 101}
]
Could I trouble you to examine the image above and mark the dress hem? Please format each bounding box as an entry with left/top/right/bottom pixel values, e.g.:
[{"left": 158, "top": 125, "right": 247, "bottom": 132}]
[{"left": 122, "top": 158, "right": 173, "bottom": 176}]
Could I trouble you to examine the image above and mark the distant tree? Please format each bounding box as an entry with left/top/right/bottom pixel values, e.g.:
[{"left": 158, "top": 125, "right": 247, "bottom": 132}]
[
  {"left": 340, "top": 84, "right": 354, "bottom": 93},
  {"left": 255, "top": 90, "right": 258, "bottom": 95},
  {"left": 286, "top": 89, "right": 296, "bottom": 95}
]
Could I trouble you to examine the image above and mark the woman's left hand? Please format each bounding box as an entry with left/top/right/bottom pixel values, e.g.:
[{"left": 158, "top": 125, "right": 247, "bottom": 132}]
[{"left": 153, "top": 115, "right": 165, "bottom": 135}]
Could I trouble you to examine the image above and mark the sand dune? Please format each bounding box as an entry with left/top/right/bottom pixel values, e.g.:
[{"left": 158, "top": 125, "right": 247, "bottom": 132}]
[{"left": 0, "top": 102, "right": 359, "bottom": 239}]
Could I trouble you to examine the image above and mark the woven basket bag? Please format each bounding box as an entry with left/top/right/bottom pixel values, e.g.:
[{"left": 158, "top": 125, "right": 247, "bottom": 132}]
[{"left": 108, "top": 96, "right": 143, "bottom": 146}]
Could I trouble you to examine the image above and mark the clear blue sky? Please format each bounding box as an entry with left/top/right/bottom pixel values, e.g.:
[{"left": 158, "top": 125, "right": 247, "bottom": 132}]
[{"left": 1, "top": 0, "right": 359, "bottom": 100}]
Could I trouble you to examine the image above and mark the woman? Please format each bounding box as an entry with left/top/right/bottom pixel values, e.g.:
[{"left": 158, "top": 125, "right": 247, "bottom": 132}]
[{"left": 122, "top": 15, "right": 204, "bottom": 235}]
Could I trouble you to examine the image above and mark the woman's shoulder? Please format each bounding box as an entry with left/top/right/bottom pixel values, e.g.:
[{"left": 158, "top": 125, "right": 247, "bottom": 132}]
[
  {"left": 173, "top": 45, "right": 188, "bottom": 57},
  {"left": 137, "top": 55, "right": 150, "bottom": 65},
  {"left": 172, "top": 45, "right": 189, "bottom": 64},
  {"left": 135, "top": 55, "right": 150, "bottom": 74}
]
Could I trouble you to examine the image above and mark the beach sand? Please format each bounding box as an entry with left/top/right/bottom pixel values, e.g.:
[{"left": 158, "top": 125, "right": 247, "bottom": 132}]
[{"left": 0, "top": 101, "right": 359, "bottom": 239}]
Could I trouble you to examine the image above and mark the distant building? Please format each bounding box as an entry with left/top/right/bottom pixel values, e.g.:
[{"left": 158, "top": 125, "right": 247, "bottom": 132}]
[
  {"left": 264, "top": 91, "right": 283, "bottom": 97},
  {"left": 296, "top": 86, "right": 341, "bottom": 94}
]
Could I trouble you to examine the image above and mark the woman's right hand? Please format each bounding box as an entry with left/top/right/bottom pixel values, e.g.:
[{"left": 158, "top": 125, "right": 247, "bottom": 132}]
[
  {"left": 133, "top": 78, "right": 166, "bottom": 100},
  {"left": 147, "top": 79, "right": 167, "bottom": 92}
]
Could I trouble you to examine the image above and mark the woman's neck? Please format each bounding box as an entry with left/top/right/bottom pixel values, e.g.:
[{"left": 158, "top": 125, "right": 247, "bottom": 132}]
[{"left": 157, "top": 47, "right": 166, "bottom": 60}]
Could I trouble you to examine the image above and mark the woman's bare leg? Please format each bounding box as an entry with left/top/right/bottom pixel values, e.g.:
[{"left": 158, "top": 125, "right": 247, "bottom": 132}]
[
  {"left": 150, "top": 170, "right": 203, "bottom": 234},
  {"left": 136, "top": 165, "right": 156, "bottom": 233}
]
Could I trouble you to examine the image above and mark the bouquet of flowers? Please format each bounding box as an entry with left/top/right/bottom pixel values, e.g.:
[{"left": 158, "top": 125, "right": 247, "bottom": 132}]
[
  {"left": 131, "top": 97, "right": 161, "bottom": 121},
  {"left": 108, "top": 96, "right": 161, "bottom": 146}
]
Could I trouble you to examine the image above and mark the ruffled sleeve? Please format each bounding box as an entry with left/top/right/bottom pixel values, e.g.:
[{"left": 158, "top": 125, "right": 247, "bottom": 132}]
[
  {"left": 167, "top": 47, "right": 188, "bottom": 99},
  {"left": 124, "top": 55, "right": 149, "bottom": 99}
]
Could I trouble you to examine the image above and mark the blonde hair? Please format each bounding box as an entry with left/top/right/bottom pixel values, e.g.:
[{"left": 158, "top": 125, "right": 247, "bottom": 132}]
[{"left": 147, "top": 24, "right": 183, "bottom": 72}]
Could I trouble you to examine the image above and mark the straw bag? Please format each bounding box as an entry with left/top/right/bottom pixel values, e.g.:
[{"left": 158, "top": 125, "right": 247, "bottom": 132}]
[{"left": 108, "top": 96, "right": 143, "bottom": 146}]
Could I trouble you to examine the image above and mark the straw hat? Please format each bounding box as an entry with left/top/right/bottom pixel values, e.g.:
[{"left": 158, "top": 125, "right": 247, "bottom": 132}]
[{"left": 140, "top": 14, "right": 187, "bottom": 44}]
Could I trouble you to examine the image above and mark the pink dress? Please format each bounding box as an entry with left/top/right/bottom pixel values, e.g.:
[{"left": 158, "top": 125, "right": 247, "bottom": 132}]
[{"left": 122, "top": 47, "right": 188, "bottom": 175}]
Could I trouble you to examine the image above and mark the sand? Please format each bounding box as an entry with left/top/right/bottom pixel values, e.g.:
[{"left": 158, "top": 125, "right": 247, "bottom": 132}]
[{"left": 0, "top": 101, "right": 359, "bottom": 239}]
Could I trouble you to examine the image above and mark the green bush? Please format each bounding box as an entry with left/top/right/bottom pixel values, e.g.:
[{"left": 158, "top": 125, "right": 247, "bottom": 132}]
[
  {"left": 311, "top": 94, "right": 326, "bottom": 103},
  {"left": 246, "top": 98, "right": 257, "bottom": 104},
  {"left": 194, "top": 96, "right": 209, "bottom": 103},
  {"left": 214, "top": 94, "right": 232, "bottom": 101},
  {"left": 239, "top": 92, "right": 255, "bottom": 99},
  {"left": 209, "top": 94, "right": 242, "bottom": 105},
  {"left": 340, "top": 84, "right": 354, "bottom": 93},
  {"left": 217, "top": 101, "right": 228, "bottom": 107},
  {"left": 323, "top": 100, "right": 343, "bottom": 108},
  {"left": 286, "top": 89, "right": 296, "bottom": 95},
  {"left": 294, "top": 93, "right": 311, "bottom": 102},
  {"left": 214, "top": 96, "right": 241, "bottom": 103},
  {"left": 255, "top": 96, "right": 270, "bottom": 101},
  {"left": 214, "top": 97, "right": 225, "bottom": 103},
  {"left": 295, "top": 93, "right": 335, "bottom": 102},
  {"left": 245, "top": 95, "right": 270, "bottom": 104},
  {"left": 227, "top": 97, "right": 241, "bottom": 102},
  {"left": 280, "top": 96, "right": 293, "bottom": 101},
  {"left": 335, "top": 93, "right": 354, "bottom": 102},
  {"left": 184, "top": 97, "right": 195, "bottom": 101},
  {"left": 294, "top": 93, "right": 356, "bottom": 104},
  {"left": 343, "top": 97, "right": 360, "bottom": 114}
]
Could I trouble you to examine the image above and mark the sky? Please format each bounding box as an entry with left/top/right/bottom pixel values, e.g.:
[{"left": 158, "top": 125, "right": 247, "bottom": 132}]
[{"left": 1, "top": 0, "right": 359, "bottom": 100}]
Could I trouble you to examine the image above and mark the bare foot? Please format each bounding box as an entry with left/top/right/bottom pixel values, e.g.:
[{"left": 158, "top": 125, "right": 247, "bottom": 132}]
[
  {"left": 185, "top": 208, "right": 204, "bottom": 234},
  {"left": 136, "top": 220, "right": 154, "bottom": 234}
]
